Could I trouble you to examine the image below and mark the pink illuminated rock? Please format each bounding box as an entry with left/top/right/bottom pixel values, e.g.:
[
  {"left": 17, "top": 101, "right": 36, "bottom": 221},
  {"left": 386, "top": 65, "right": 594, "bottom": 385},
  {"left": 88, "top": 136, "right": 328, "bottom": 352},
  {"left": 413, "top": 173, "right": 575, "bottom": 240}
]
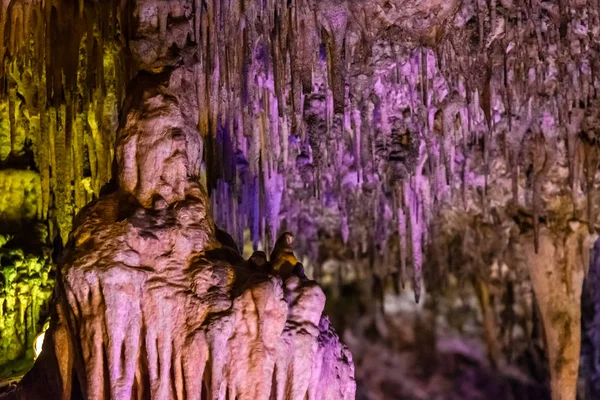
[{"left": 8, "top": 68, "right": 355, "bottom": 400}]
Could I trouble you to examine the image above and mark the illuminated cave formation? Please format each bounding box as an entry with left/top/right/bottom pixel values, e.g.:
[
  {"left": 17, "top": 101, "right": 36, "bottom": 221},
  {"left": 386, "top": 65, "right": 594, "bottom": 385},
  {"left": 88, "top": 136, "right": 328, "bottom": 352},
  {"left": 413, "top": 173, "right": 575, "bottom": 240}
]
[
  {"left": 5, "top": 67, "right": 355, "bottom": 399},
  {"left": 1, "top": 0, "right": 600, "bottom": 399}
]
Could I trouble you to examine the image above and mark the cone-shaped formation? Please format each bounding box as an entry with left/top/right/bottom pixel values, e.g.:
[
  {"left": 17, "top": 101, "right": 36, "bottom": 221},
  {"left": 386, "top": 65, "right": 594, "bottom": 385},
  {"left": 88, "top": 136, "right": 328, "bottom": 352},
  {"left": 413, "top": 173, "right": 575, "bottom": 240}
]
[
  {"left": 524, "top": 223, "right": 591, "bottom": 400},
  {"left": 5, "top": 65, "right": 354, "bottom": 400}
]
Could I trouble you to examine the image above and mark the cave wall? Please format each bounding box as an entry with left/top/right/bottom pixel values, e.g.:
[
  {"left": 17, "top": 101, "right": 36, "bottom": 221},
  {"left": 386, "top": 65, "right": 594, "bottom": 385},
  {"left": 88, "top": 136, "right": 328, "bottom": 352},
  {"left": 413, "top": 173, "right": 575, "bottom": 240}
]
[
  {"left": 0, "top": 227, "right": 52, "bottom": 366},
  {"left": 0, "top": 169, "right": 52, "bottom": 365}
]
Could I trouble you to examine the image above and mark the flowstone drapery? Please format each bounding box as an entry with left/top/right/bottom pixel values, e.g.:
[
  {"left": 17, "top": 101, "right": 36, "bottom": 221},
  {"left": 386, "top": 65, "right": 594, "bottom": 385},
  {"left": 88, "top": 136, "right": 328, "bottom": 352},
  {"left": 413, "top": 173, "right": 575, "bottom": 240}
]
[{"left": 6, "top": 68, "right": 355, "bottom": 400}]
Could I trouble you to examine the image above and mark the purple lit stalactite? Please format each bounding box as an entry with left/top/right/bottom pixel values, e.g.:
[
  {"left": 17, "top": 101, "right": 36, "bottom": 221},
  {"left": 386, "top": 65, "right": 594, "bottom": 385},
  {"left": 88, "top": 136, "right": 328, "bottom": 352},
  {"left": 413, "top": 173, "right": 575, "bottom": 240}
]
[
  {"left": 264, "top": 172, "right": 284, "bottom": 251},
  {"left": 397, "top": 193, "right": 407, "bottom": 289},
  {"left": 404, "top": 177, "right": 423, "bottom": 303}
]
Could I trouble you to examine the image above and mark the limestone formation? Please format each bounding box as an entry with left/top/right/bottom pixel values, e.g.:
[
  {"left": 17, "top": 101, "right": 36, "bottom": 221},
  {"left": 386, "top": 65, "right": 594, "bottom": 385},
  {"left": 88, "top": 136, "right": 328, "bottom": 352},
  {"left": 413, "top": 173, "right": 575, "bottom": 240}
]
[
  {"left": 2, "top": 64, "right": 355, "bottom": 399},
  {"left": 0, "top": 231, "right": 52, "bottom": 366},
  {"left": 0, "top": 168, "right": 53, "bottom": 367},
  {"left": 524, "top": 224, "right": 592, "bottom": 400}
]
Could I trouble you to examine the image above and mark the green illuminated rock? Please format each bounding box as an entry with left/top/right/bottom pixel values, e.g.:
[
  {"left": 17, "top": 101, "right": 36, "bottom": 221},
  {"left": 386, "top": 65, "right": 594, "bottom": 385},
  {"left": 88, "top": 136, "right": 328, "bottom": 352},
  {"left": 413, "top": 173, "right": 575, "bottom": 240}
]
[{"left": 0, "top": 233, "right": 53, "bottom": 366}]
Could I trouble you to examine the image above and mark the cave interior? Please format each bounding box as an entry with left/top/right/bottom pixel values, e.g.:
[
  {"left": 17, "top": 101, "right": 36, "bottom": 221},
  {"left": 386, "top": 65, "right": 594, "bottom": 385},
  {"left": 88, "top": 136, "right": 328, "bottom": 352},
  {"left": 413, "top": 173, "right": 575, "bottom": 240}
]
[{"left": 2, "top": 0, "right": 600, "bottom": 399}]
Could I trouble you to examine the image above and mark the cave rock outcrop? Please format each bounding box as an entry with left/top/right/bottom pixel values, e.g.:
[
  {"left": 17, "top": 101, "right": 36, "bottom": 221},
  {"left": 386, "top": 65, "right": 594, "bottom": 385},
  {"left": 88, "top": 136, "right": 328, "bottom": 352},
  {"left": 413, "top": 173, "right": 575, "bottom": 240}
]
[{"left": 6, "top": 69, "right": 355, "bottom": 400}]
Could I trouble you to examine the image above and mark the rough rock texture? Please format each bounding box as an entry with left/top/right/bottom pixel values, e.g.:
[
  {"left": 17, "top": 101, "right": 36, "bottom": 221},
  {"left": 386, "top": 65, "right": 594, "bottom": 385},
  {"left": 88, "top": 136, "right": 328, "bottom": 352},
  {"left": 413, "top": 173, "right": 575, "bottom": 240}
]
[
  {"left": 0, "top": 170, "right": 41, "bottom": 223},
  {"left": 0, "top": 168, "right": 53, "bottom": 368},
  {"left": 0, "top": 230, "right": 53, "bottom": 366},
  {"left": 4, "top": 65, "right": 355, "bottom": 399}
]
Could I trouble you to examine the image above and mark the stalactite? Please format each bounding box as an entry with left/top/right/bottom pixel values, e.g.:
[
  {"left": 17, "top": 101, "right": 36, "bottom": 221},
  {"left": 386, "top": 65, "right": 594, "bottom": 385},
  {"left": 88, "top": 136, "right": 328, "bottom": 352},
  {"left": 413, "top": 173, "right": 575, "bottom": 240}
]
[
  {"left": 402, "top": 141, "right": 427, "bottom": 303},
  {"left": 352, "top": 105, "right": 363, "bottom": 185},
  {"left": 421, "top": 48, "right": 429, "bottom": 107},
  {"left": 1, "top": 1, "right": 127, "bottom": 242},
  {"left": 482, "top": 79, "right": 492, "bottom": 222},
  {"left": 406, "top": 179, "right": 422, "bottom": 304},
  {"left": 582, "top": 126, "right": 600, "bottom": 233},
  {"left": 319, "top": 2, "right": 347, "bottom": 115},
  {"left": 523, "top": 123, "right": 548, "bottom": 253},
  {"left": 441, "top": 93, "right": 465, "bottom": 187},
  {"left": 396, "top": 187, "right": 407, "bottom": 289}
]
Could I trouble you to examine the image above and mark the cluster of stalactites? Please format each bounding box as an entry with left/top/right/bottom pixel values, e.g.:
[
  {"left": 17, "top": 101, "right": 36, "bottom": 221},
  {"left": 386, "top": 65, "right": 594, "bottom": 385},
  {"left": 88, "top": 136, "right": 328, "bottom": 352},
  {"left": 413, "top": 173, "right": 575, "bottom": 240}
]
[
  {"left": 0, "top": 235, "right": 53, "bottom": 365},
  {"left": 0, "top": 0, "right": 130, "bottom": 243},
  {"left": 200, "top": 0, "right": 600, "bottom": 302}
]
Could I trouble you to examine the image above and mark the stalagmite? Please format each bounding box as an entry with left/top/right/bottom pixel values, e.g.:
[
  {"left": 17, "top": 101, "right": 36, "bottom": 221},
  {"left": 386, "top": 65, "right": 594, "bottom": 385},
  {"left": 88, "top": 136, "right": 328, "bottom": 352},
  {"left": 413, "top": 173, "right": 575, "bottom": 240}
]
[
  {"left": 9, "top": 64, "right": 355, "bottom": 400},
  {"left": 524, "top": 223, "right": 591, "bottom": 400},
  {"left": 1, "top": 1, "right": 356, "bottom": 397}
]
